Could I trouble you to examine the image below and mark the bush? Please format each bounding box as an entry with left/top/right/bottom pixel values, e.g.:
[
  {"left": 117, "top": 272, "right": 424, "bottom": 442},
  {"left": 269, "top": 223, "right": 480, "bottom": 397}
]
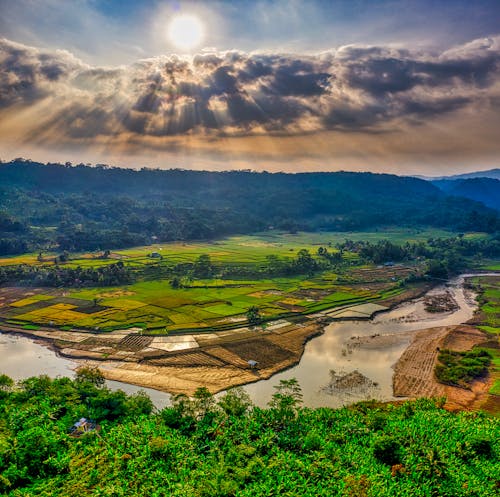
[
  {"left": 373, "top": 436, "right": 403, "bottom": 465},
  {"left": 435, "top": 349, "right": 491, "bottom": 387}
]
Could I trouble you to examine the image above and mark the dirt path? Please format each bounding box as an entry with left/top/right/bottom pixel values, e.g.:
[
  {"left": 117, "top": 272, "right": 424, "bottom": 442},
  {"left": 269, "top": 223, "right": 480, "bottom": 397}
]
[{"left": 393, "top": 324, "right": 491, "bottom": 410}]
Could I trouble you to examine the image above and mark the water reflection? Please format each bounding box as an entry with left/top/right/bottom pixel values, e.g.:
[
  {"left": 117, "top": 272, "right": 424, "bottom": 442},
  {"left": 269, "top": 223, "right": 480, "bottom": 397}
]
[
  {"left": 0, "top": 334, "right": 172, "bottom": 409},
  {"left": 0, "top": 275, "right": 488, "bottom": 409},
  {"left": 243, "top": 275, "right": 479, "bottom": 407}
]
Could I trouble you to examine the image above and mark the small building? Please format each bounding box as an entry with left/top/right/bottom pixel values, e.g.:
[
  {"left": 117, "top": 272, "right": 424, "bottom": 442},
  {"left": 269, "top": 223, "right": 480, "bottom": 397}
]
[
  {"left": 149, "top": 252, "right": 162, "bottom": 259},
  {"left": 247, "top": 360, "right": 259, "bottom": 369},
  {"left": 69, "top": 417, "right": 99, "bottom": 437}
]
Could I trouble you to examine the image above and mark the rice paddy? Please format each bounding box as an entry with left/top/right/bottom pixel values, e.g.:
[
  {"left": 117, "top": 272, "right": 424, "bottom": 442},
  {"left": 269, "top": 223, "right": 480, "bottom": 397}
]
[{"left": 0, "top": 230, "right": 454, "bottom": 333}]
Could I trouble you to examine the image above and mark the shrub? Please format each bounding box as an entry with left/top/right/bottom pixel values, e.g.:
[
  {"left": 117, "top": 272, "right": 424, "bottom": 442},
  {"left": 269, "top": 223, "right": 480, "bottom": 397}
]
[{"left": 373, "top": 436, "right": 403, "bottom": 465}]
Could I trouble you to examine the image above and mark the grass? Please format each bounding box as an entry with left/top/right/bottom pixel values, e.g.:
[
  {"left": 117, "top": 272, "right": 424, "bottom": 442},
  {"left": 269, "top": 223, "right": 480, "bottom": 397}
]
[
  {"left": 489, "top": 350, "right": 500, "bottom": 395},
  {"left": 469, "top": 275, "right": 500, "bottom": 398}
]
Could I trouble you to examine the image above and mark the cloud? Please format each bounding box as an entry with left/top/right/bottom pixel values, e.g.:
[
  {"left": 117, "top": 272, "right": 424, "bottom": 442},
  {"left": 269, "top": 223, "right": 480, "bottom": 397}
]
[{"left": 0, "top": 35, "right": 499, "bottom": 164}]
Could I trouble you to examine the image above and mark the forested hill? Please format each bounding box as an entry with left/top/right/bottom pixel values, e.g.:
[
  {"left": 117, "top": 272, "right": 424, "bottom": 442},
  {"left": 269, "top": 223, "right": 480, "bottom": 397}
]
[
  {"left": 1, "top": 159, "right": 438, "bottom": 197},
  {"left": 432, "top": 178, "right": 500, "bottom": 211},
  {"left": 0, "top": 159, "right": 499, "bottom": 255}
]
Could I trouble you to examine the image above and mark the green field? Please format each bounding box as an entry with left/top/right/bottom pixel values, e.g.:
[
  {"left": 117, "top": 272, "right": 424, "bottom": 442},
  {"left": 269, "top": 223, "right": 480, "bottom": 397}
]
[
  {"left": 1, "top": 229, "right": 493, "bottom": 334},
  {"left": 0, "top": 230, "right": 435, "bottom": 333},
  {"left": 470, "top": 276, "right": 500, "bottom": 397},
  {"left": 0, "top": 228, "right": 463, "bottom": 268},
  {"left": 4, "top": 273, "right": 401, "bottom": 333}
]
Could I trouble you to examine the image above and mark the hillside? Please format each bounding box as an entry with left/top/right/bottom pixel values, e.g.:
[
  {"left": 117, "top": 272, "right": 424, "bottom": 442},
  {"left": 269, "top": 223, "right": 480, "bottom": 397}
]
[
  {"left": 0, "top": 373, "right": 498, "bottom": 496},
  {"left": 433, "top": 178, "right": 500, "bottom": 211},
  {"left": 0, "top": 159, "right": 499, "bottom": 255},
  {"left": 443, "top": 169, "right": 500, "bottom": 181}
]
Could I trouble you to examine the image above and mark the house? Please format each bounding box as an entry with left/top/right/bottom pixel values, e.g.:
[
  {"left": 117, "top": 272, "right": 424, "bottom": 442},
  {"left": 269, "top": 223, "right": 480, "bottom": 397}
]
[
  {"left": 247, "top": 360, "right": 259, "bottom": 369},
  {"left": 149, "top": 252, "right": 162, "bottom": 259},
  {"left": 69, "top": 417, "right": 99, "bottom": 437}
]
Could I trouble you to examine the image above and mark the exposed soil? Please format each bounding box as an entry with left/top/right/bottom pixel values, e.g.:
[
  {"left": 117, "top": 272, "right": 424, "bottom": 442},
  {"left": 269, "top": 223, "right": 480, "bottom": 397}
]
[
  {"left": 291, "top": 288, "right": 332, "bottom": 301},
  {"left": 321, "top": 369, "right": 378, "bottom": 396},
  {"left": 424, "top": 291, "right": 459, "bottom": 313},
  {"left": 379, "top": 281, "right": 434, "bottom": 307},
  {"left": 393, "top": 325, "right": 491, "bottom": 410}
]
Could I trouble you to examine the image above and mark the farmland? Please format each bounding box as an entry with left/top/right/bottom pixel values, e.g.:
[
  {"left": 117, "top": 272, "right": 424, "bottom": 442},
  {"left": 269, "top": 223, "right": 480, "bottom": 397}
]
[
  {"left": 0, "top": 230, "right": 439, "bottom": 334},
  {"left": 469, "top": 275, "right": 500, "bottom": 401}
]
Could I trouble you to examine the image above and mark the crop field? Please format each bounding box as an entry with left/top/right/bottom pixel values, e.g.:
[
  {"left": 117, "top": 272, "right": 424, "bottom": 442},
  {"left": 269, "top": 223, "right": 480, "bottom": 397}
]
[
  {"left": 0, "top": 228, "right": 463, "bottom": 268},
  {"left": 471, "top": 276, "right": 500, "bottom": 397},
  {"left": 0, "top": 230, "right": 453, "bottom": 333},
  {"left": 0, "top": 273, "right": 401, "bottom": 333}
]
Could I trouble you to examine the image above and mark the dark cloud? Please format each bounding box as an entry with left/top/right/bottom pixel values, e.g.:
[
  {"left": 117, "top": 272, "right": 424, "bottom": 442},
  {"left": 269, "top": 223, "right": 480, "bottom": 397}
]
[{"left": 0, "top": 36, "right": 499, "bottom": 141}]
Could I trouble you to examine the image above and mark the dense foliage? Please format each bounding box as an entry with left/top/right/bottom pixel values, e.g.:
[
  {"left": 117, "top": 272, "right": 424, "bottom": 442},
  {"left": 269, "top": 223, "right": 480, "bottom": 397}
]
[
  {"left": 435, "top": 349, "right": 492, "bottom": 388},
  {"left": 1, "top": 159, "right": 499, "bottom": 255},
  {"left": 433, "top": 177, "right": 500, "bottom": 211},
  {"left": 0, "top": 261, "right": 133, "bottom": 287},
  {"left": 0, "top": 373, "right": 498, "bottom": 496}
]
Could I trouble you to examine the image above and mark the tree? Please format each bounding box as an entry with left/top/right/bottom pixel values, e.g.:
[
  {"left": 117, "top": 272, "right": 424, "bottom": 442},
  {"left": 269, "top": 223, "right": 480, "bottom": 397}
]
[
  {"left": 268, "top": 378, "right": 303, "bottom": 418},
  {"left": 295, "top": 249, "right": 316, "bottom": 274},
  {"left": 218, "top": 387, "right": 253, "bottom": 417},
  {"left": 75, "top": 366, "right": 105, "bottom": 388},
  {"left": 246, "top": 306, "right": 261, "bottom": 326},
  {"left": 193, "top": 254, "right": 212, "bottom": 278},
  {"left": 0, "top": 374, "right": 13, "bottom": 397}
]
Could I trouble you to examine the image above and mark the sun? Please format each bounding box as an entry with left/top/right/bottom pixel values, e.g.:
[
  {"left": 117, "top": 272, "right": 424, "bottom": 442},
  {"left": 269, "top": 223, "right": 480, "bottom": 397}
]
[{"left": 168, "top": 14, "right": 204, "bottom": 51}]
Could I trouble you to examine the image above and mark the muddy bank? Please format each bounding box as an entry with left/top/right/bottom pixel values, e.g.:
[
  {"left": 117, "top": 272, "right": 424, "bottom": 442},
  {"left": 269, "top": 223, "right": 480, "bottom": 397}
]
[{"left": 393, "top": 324, "right": 491, "bottom": 410}]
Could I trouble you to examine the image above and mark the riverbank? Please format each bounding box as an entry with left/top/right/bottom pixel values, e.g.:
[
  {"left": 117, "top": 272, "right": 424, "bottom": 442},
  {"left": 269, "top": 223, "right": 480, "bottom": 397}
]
[
  {"left": 393, "top": 324, "right": 492, "bottom": 410},
  {"left": 0, "top": 274, "right": 496, "bottom": 404}
]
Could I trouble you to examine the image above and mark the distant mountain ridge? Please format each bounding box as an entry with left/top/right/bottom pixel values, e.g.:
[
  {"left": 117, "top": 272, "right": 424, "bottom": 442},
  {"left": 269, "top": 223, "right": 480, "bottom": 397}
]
[
  {"left": 432, "top": 177, "right": 500, "bottom": 211},
  {"left": 418, "top": 168, "right": 500, "bottom": 181}
]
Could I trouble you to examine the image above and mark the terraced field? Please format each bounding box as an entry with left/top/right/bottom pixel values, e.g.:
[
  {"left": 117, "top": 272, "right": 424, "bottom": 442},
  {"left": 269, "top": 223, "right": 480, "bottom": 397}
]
[
  {"left": 0, "top": 274, "right": 403, "bottom": 333},
  {"left": 0, "top": 231, "right": 438, "bottom": 334}
]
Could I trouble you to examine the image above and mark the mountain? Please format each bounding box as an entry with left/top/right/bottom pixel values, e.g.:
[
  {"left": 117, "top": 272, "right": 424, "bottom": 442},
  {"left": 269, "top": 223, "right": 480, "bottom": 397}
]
[
  {"left": 0, "top": 159, "right": 498, "bottom": 255},
  {"left": 419, "top": 168, "right": 500, "bottom": 181},
  {"left": 432, "top": 177, "right": 500, "bottom": 211}
]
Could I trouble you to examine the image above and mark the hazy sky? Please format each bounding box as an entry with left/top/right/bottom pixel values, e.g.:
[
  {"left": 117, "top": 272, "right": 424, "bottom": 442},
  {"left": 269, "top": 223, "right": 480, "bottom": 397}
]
[{"left": 0, "top": 0, "right": 499, "bottom": 174}]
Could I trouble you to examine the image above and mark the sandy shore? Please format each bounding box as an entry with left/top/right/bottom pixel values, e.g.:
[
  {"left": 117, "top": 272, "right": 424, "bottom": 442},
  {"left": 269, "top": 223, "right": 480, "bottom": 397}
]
[{"left": 393, "top": 324, "right": 492, "bottom": 410}]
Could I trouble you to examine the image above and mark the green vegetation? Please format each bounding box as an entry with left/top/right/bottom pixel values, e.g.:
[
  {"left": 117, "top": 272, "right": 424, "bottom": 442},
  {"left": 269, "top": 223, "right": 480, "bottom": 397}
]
[
  {"left": 1, "top": 159, "right": 499, "bottom": 256},
  {"left": 0, "top": 373, "right": 498, "bottom": 496},
  {"left": 465, "top": 276, "right": 500, "bottom": 399},
  {"left": 0, "top": 231, "right": 499, "bottom": 333},
  {"left": 435, "top": 349, "right": 492, "bottom": 387}
]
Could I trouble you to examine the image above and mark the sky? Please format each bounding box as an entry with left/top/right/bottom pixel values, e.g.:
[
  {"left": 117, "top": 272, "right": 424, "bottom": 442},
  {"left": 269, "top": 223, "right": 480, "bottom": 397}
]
[{"left": 0, "top": 0, "right": 499, "bottom": 175}]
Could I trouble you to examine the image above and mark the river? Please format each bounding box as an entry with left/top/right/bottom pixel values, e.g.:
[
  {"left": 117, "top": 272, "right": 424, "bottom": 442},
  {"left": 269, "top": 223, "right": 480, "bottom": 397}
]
[{"left": 0, "top": 274, "right": 488, "bottom": 409}]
